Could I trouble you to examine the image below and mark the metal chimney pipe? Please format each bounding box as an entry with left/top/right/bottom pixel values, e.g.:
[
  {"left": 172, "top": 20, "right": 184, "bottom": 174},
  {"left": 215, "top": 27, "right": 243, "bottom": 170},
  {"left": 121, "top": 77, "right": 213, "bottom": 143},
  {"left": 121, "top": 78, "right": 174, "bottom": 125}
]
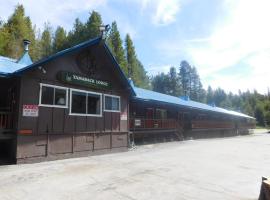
[{"left": 23, "top": 39, "right": 31, "bottom": 51}]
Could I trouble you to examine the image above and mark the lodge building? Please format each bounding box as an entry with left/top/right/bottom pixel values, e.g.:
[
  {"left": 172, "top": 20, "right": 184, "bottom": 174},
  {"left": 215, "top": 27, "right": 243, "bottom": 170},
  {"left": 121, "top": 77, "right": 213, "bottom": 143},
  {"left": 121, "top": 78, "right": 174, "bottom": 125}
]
[{"left": 0, "top": 37, "right": 255, "bottom": 164}]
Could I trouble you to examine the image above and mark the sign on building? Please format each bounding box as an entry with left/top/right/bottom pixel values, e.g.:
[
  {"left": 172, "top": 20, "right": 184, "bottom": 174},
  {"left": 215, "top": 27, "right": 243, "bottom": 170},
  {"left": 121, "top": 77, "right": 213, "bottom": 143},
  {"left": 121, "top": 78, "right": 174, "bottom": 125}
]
[{"left": 23, "top": 105, "right": 39, "bottom": 117}]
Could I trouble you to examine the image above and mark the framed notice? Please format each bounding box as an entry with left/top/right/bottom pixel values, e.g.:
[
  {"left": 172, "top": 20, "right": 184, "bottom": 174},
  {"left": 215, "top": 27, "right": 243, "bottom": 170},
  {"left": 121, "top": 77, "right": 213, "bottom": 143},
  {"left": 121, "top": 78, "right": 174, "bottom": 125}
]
[{"left": 23, "top": 105, "right": 39, "bottom": 117}]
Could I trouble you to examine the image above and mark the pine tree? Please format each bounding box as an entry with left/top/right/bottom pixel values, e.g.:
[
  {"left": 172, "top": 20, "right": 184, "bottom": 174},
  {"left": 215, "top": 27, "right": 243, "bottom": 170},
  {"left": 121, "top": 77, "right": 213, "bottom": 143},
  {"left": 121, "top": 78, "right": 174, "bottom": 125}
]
[
  {"left": 67, "top": 18, "right": 86, "bottom": 47},
  {"left": 179, "top": 60, "right": 192, "bottom": 96},
  {"left": 107, "top": 21, "right": 128, "bottom": 75},
  {"left": 125, "top": 34, "right": 136, "bottom": 78},
  {"left": 52, "top": 26, "right": 67, "bottom": 53},
  {"left": 85, "top": 11, "right": 103, "bottom": 39},
  {"left": 40, "top": 23, "right": 53, "bottom": 58},
  {"left": 124, "top": 34, "right": 150, "bottom": 88},
  {"left": 168, "top": 67, "right": 181, "bottom": 96},
  {"left": 152, "top": 72, "right": 170, "bottom": 94},
  {"left": 0, "top": 4, "right": 37, "bottom": 60},
  {"left": 206, "top": 86, "right": 214, "bottom": 104}
]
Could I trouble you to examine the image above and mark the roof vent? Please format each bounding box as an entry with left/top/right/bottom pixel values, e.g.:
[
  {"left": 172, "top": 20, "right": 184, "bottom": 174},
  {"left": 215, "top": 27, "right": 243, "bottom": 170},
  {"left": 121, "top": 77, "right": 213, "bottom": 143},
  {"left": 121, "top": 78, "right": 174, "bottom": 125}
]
[
  {"left": 208, "top": 102, "right": 216, "bottom": 107},
  {"left": 23, "top": 39, "right": 31, "bottom": 51},
  {"left": 180, "top": 96, "right": 190, "bottom": 101}
]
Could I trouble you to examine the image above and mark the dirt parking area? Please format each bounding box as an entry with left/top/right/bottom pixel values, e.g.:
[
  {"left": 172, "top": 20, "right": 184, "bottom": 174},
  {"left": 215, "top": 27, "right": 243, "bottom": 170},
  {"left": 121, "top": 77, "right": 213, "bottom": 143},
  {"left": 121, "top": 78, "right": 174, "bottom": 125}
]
[{"left": 0, "top": 132, "right": 270, "bottom": 200}]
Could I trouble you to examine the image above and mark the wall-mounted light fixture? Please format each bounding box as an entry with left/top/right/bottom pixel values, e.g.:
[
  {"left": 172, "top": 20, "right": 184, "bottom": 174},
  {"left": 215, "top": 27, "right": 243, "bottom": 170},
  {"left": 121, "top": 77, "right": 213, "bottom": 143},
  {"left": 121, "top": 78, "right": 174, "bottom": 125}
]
[
  {"left": 99, "top": 24, "right": 110, "bottom": 39},
  {"left": 38, "top": 66, "right": 46, "bottom": 74}
]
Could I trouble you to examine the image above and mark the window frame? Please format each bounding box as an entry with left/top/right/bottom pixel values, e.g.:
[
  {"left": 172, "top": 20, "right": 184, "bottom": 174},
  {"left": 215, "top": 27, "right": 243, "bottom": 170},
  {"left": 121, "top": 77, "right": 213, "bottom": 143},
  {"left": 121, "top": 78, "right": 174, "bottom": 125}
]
[
  {"left": 69, "top": 88, "right": 102, "bottom": 117},
  {"left": 39, "top": 83, "right": 69, "bottom": 108},
  {"left": 103, "top": 94, "right": 121, "bottom": 113}
]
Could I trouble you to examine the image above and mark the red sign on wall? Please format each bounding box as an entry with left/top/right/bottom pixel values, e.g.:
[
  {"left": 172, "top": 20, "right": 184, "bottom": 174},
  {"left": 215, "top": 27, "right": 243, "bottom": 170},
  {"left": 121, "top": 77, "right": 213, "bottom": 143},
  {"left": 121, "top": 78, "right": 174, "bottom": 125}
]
[{"left": 23, "top": 105, "right": 39, "bottom": 117}]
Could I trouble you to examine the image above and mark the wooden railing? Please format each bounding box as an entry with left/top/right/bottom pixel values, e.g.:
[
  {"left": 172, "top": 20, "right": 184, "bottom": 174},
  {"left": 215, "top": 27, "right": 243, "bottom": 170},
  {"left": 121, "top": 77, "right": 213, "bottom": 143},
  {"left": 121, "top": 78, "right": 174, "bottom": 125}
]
[
  {"left": 191, "top": 120, "right": 235, "bottom": 129},
  {"left": 130, "top": 118, "right": 178, "bottom": 130},
  {"left": 0, "top": 111, "right": 13, "bottom": 130},
  {"left": 238, "top": 122, "right": 256, "bottom": 129}
]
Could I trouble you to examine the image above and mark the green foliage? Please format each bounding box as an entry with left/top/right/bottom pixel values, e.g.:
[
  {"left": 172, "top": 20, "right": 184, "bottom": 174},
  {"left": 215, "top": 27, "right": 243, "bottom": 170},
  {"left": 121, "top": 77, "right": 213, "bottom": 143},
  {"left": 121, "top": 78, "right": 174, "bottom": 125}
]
[
  {"left": 107, "top": 21, "right": 128, "bottom": 75},
  {"left": 178, "top": 60, "right": 205, "bottom": 101},
  {"left": 125, "top": 34, "right": 150, "bottom": 88},
  {"left": 152, "top": 67, "right": 181, "bottom": 96},
  {"left": 67, "top": 18, "right": 86, "bottom": 47},
  {"left": 0, "top": 4, "right": 37, "bottom": 60},
  {"left": 85, "top": 11, "right": 103, "bottom": 39},
  {"left": 53, "top": 26, "right": 67, "bottom": 53},
  {"left": 39, "top": 23, "right": 53, "bottom": 58}
]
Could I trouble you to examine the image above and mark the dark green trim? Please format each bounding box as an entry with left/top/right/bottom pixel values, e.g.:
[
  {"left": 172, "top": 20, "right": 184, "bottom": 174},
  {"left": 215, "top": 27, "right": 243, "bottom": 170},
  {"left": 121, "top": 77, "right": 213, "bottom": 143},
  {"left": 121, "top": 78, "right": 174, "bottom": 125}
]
[{"left": 57, "top": 71, "right": 111, "bottom": 90}]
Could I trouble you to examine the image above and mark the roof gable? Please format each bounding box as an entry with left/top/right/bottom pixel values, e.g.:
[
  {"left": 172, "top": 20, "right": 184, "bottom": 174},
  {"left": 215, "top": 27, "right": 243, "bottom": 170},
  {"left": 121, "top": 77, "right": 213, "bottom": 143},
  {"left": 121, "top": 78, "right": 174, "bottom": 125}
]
[{"left": 0, "top": 37, "right": 135, "bottom": 94}]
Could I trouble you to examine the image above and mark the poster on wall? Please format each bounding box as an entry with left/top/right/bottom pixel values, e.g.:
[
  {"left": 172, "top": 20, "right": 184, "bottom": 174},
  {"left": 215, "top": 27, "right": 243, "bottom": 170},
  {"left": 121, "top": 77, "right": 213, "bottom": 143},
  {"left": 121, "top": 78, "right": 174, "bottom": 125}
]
[{"left": 23, "top": 105, "right": 39, "bottom": 117}]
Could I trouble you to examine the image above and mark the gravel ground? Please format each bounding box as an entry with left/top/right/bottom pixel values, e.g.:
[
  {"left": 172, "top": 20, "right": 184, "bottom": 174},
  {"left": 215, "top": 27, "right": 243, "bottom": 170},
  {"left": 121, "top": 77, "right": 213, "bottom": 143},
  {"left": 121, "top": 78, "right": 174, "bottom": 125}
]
[{"left": 0, "top": 132, "right": 270, "bottom": 200}]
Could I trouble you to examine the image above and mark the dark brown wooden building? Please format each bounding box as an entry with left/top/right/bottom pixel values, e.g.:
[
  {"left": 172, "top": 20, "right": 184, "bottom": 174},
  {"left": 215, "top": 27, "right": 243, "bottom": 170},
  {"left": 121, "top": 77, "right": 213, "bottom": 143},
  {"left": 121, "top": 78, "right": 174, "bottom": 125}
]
[
  {"left": 0, "top": 37, "right": 255, "bottom": 164},
  {"left": 129, "top": 85, "right": 255, "bottom": 144},
  {"left": 0, "top": 37, "right": 134, "bottom": 164}
]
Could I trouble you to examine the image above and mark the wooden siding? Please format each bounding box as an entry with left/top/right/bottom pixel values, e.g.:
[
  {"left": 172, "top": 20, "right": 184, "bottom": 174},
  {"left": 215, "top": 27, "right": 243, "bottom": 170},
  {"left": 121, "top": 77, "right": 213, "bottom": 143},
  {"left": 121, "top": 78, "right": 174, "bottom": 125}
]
[{"left": 16, "top": 44, "right": 129, "bottom": 161}]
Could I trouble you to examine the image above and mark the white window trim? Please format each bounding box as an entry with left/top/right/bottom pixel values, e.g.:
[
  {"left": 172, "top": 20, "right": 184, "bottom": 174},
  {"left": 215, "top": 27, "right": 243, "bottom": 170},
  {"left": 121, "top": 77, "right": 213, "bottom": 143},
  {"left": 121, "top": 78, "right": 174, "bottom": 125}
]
[
  {"left": 69, "top": 88, "right": 102, "bottom": 117},
  {"left": 104, "top": 94, "right": 121, "bottom": 113},
  {"left": 39, "top": 83, "right": 69, "bottom": 108}
]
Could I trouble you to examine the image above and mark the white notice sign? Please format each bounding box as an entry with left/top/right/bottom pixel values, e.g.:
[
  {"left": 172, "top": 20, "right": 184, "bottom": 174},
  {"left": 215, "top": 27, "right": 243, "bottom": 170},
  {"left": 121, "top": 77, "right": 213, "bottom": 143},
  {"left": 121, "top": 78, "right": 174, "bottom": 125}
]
[
  {"left": 121, "top": 114, "right": 127, "bottom": 120},
  {"left": 23, "top": 105, "right": 39, "bottom": 117}
]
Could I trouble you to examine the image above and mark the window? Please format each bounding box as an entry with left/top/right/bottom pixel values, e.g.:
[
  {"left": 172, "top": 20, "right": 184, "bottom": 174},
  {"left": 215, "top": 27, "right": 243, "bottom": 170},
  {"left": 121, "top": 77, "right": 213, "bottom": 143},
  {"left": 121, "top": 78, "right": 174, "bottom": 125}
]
[
  {"left": 156, "top": 109, "right": 167, "bottom": 119},
  {"left": 39, "top": 83, "right": 68, "bottom": 108},
  {"left": 70, "top": 89, "right": 102, "bottom": 116},
  {"left": 104, "top": 94, "right": 120, "bottom": 112}
]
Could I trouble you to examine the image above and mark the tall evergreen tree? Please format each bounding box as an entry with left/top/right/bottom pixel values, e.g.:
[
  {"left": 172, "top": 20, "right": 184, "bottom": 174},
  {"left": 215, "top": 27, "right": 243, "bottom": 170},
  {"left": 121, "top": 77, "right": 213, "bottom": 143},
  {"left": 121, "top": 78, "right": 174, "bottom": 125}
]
[
  {"left": 67, "top": 18, "right": 86, "bottom": 47},
  {"left": 85, "top": 11, "right": 103, "bottom": 39},
  {"left": 53, "top": 26, "right": 67, "bottom": 53},
  {"left": 125, "top": 34, "right": 136, "bottom": 78},
  {"left": 107, "top": 21, "right": 128, "bottom": 75},
  {"left": 168, "top": 67, "right": 181, "bottom": 96},
  {"left": 152, "top": 72, "right": 170, "bottom": 94},
  {"left": 0, "top": 4, "right": 37, "bottom": 60},
  {"left": 179, "top": 60, "right": 191, "bottom": 96},
  {"left": 40, "top": 23, "right": 53, "bottom": 58},
  {"left": 206, "top": 86, "right": 214, "bottom": 104},
  {"left": 124, "top": 34, "right": 150, "bottom": 88}
]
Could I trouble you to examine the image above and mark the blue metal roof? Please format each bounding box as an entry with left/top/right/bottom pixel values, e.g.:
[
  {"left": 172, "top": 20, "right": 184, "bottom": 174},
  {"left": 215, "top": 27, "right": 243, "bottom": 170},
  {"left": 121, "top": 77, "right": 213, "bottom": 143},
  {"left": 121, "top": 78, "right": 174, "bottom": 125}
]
[
  {"left": 0, "top": 55, "right": 27, "bottom": 76},
  {"left": 132, "top": 86, "right": 254, "bottom": 119}
]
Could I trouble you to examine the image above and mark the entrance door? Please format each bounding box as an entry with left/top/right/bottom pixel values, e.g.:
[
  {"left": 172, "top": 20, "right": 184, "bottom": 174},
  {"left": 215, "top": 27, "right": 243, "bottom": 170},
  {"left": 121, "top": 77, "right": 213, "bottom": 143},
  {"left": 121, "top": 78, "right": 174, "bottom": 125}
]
[
  {"left": 146, "top": 108, "right": 154, "bottom": 128},
  {"left": 183, "top": 112, "right": 191, "bottom": 130},
  {"left": 178, "top": 112, "right": 183, "bottom": 128}
]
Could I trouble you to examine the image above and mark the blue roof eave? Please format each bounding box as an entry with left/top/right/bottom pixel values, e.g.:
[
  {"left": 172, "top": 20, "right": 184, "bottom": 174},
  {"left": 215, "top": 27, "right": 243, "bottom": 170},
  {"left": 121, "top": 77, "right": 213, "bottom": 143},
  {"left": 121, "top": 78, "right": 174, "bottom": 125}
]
[{"left": 132, "top": 87, "right": 255, "bottom": 119}]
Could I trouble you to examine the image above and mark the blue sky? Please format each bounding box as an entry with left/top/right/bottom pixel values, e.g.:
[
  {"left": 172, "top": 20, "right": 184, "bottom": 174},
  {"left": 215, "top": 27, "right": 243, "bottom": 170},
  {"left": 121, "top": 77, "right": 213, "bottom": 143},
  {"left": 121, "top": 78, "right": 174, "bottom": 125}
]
[{"left": 1, "top": 0, "right": 270, "bottom": 94}]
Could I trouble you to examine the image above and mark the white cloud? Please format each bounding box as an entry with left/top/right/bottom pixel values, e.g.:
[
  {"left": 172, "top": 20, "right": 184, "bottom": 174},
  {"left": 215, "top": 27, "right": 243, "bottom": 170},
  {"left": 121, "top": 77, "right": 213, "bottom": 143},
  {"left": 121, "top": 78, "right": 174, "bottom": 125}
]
[
  {"left": 139, "top": 0, "right": 181, "bottom": 26},
  {"left": 186, "top": 0, "right": 270, "bottom": 94}
]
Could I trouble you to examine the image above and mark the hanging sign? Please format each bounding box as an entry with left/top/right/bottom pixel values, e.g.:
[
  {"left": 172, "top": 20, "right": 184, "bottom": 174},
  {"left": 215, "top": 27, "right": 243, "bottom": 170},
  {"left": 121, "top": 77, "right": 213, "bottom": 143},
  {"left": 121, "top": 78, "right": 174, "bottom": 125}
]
[
  {"left": 23, "top": 105, "right": 39, "bottom": 117},
  {"left": 57, "top": 71, "right": 111, "bottom": 89}
]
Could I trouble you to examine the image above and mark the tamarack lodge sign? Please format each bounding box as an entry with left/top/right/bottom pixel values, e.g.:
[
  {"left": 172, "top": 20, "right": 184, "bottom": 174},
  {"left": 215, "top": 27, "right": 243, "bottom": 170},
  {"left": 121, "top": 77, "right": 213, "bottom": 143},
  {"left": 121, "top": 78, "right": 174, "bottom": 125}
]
[{"left": 57, "top": 71, "right": 111, "bottom": 89}]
